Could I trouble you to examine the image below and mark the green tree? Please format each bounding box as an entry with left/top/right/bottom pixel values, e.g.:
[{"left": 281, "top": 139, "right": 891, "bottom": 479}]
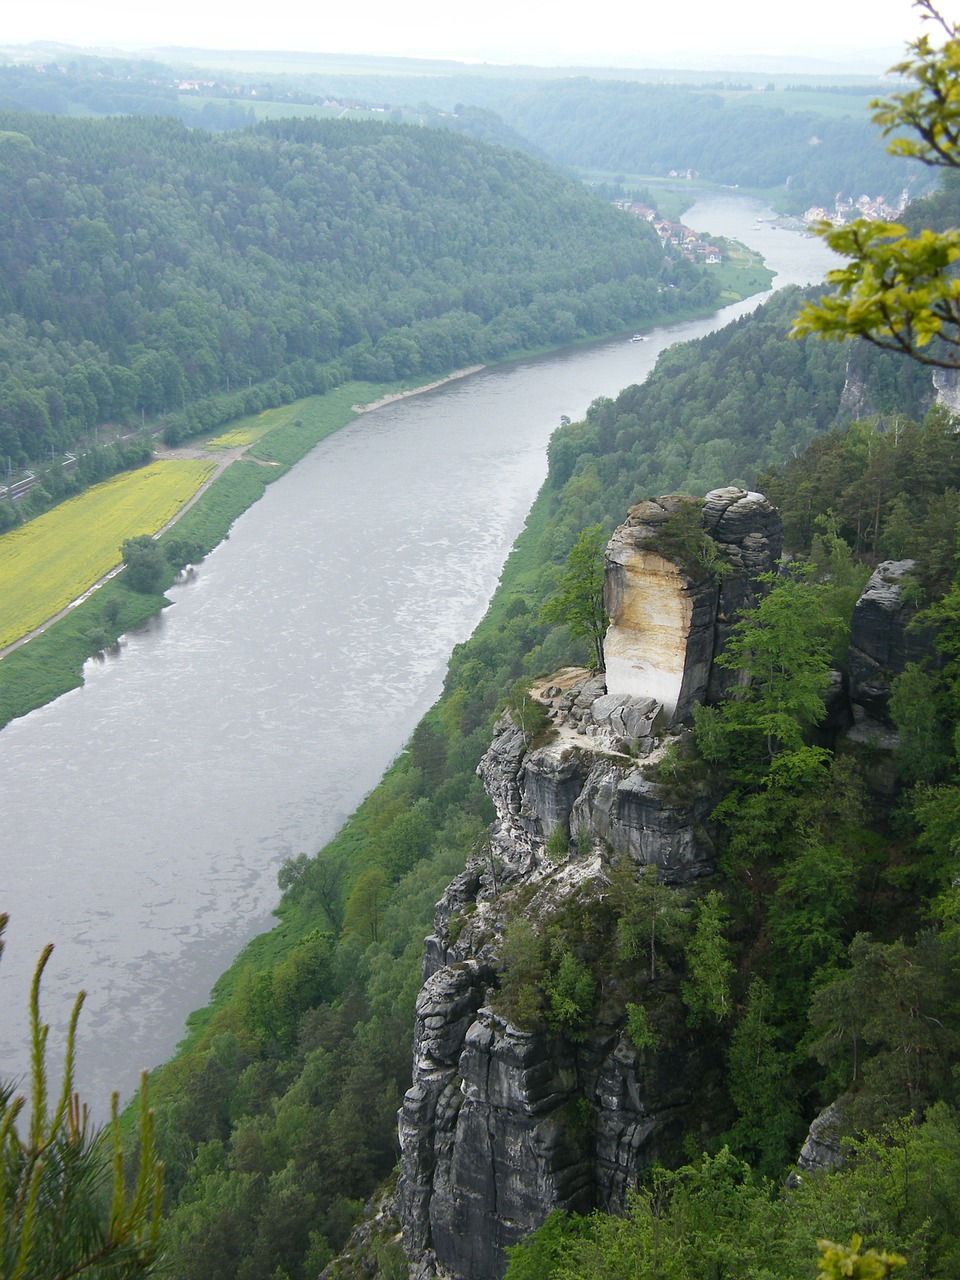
[
  {"left": 889, "top": 661, "right": 953, "bottom": 783},
  {"left": 0, "top": 915, "right": 163, "bottom": 1279},
  {"left": 726, "top": 977, "right": 803, "bottom": 1175},
  {"left": 277, "top": 851, "right": 345, "bottom": 932},
  {"left": 624, "top": 1002, "right": 660, "bottom": 1052},
  {"left": 808, "top": 931, "right": 957, "bottom": 1127},
  {"left": 695, "top": 566, "right": 843, "bottom": 767},
  {"left": 541, "top": 523, "right": 608, "bottom": 671},
  {"left": 681, "top": 889, "right": 734, "bottom": 1026},
  {"left": 615, "top": 863, "right": 686, "bottom": 983},
  {"left": 341, "top": 867, "right": 390, "bottom": 945},
  {"left": 544, "top": 947, "right": 597, "bottom": 1040},
  {"left": 120, "top": 536, "right": 166, "bottom": 595},
  {"left": 793, "top": 2, "right": 960, "bottom": 368}
]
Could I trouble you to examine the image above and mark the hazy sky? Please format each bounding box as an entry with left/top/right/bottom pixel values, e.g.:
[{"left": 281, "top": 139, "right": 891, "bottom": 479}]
[{"left": 0, "top": 0, "right": 950, "bottom": 70}]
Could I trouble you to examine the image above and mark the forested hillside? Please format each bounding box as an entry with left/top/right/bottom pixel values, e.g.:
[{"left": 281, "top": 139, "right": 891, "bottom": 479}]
[
  {"left": 121, "top": 287, "right": 956, "bottom": 1280},
  {"left": 0, "top": 111, "right": 699, "bottom": 465},
  {"left": 494, "top": 80, "right": 922, "bottom": 211},
  {"left": 500, "top": 407, "right": 960, "bottom": 1280},
  {"left": 0, "top": 53, "right": 925, "bottom": 215},
  {"left": 6, "top": 19, "right": 960, "bottom": 1275}
]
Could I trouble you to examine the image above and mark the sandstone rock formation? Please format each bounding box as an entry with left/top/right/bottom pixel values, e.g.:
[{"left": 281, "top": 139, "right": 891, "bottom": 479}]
[
  {"left": 395, "top": 490, "right": 938, "bottom": 1280},
  {"left": 603, "top": 488, "right": 782, "bottom": 722},
  {"left": 397, "top": 683, "right": 715, "bottom": 1280},
  {"left": 787, "top": 1100, "right": 848, "bottom": 1188},
  {"left": 847, "top": 559, "right": 932, "bottom": 724},
  {"left": 396, "top": 490, "right": 784, "bottom": 1280}
]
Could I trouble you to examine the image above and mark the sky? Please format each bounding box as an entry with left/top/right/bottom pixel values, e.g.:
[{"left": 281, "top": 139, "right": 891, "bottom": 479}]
[{"left": 0, "top": 0, "right": 952, "bottom": 71}]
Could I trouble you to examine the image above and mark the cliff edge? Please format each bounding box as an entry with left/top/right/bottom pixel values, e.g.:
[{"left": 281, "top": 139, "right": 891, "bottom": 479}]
[{"left": 396, "top": 489, "right": 781, "bottom": 1280}]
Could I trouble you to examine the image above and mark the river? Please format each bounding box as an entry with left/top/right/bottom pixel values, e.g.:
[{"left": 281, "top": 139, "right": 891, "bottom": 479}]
[{"left": 0, "top": 195, "right": 834, "bottom": 1110}]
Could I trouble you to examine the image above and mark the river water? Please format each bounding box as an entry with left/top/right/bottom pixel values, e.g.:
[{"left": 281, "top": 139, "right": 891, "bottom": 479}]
[{"left": 0, "top": 195, "right": 834, "bottom": 1111}]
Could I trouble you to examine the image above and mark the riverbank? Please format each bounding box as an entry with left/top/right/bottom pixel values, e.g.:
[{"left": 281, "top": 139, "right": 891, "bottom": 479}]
[
  {"left": 0, "top": 252, "right": 769, "bottom": 731},
  {"left": 136, "top": 260, "right": 845, "bottom": 1280},
  {"left": 0, "top": 375, "right": 474, "bottom": 729},
  {"left": 351, "top": 365, "right": 486, "bottom": 413}
]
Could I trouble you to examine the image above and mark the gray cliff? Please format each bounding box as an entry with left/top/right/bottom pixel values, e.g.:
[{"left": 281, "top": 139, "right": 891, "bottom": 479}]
[
  {"left": 841, "top": 559, "right": 937, "bottom": 795},
  {"left": 396, "top": 491, "right": 782, "bottom": 1280},
  {"left": 394, "top": 497, "right": 933, "bottom": 1280},
  {"left": 847, "top": 559, "right": 932, "bottom": 724},
  {"left": 396, "top": 693, "right": 716, "bottom": 1280}
]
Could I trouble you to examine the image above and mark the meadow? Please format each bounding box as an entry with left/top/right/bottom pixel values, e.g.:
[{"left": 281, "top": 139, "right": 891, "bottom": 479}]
[{"left": 0, "top": 459, "right": 215, "bottom": 651}]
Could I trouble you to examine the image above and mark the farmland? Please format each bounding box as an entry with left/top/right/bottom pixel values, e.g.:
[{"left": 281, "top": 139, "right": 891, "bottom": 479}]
[
  {"left": 205, "top": 402, "right": 301, "bottom": 450},
  {"left": 0, "top": 459, "right": 216, "bottom": 650}
]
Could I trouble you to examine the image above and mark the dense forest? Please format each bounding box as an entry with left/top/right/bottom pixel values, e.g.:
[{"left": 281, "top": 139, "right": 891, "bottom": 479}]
[
  {"left": 499, "top": 428, "right": 960, "bottom": 1280},
  {"left": 88, "top": 280, "right": 956, "bottom": 1280},
  {"left": 494, "top": 80, "right": 923, "bottom": 211},
  {"left": 0, "top": 52, "right": 926, "bottom": 213},
  {"left": 0, "top": 110, "right": 703, "bottom": 466}
]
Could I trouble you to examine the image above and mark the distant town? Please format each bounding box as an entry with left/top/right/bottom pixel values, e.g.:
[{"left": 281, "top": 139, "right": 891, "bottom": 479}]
[
  {"left": 616, "top": 184, "right": 912, "bottom": 262},
  {"left": 800, "top": 189, "right": 911, "bottom": 224},
  {"left": 615, "top": 201, "right": 724, "bottom": 264}
]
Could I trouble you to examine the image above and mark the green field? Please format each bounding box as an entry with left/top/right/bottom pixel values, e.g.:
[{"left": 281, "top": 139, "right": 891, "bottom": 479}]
[
  {"left": 0, "top": 380, "right": 411, "bottom": 727},
  {"left": 0, "top": 459, "right": 215, "bottom": 651}
]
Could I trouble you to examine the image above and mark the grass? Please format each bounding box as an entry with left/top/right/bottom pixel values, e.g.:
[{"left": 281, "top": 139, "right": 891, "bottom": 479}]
[
  {"left": 0, "top": 459, "right": 215, "bottom": 651},
  {"left": 710, "top": 238, "right": 776, "bottom": 302}
]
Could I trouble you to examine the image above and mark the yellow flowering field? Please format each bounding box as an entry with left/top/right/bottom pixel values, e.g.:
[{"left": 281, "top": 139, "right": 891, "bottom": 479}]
[
  {"left": 207, "top": 401, "right": 305, "bottom": 450},
  {"left": 0, "top": 459, "right": 215, "bottom": 649},
  {"left": 206, "top": 423, "right": 269, "bottom": 449}
]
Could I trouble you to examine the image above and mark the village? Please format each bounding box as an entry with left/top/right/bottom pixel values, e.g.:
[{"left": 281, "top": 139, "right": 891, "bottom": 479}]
[
  {"left": 800, "top": 187, "right": 911, "bottom": 224},
  {"left": 614, "top": 199, "right": 724, "bottom": 263}
]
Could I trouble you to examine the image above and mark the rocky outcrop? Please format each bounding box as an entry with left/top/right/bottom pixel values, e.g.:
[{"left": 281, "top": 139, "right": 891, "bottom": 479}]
[
  {"left": 395, "top": 493, "right": 941, "bottom": 1280},
  {"left": 397, "top": 490, "right": 786, "bottom": 1280},
  {"left": 933, "top": 364, "right": 960, "bottom": 412},
  {"left": 837, "top": 559, "right": 941, "bottom": 798},
  {"left": 604, "top": 488, "right": 781, "bottom": 722},
  {"left": 839, "top": 361, "right": 872, "bottom": 419},
  {"left": 398, "top": 671, "right": 719, "bottom": 1280},
  {"left": 787, "top": 1100, "right": 848, "bottom": 1187},
  {"left": 569, "top": 755, "right": 715, "bottom": 882},
  {"left": 847, "top": 560, "right": 931, "bottom": 723}
]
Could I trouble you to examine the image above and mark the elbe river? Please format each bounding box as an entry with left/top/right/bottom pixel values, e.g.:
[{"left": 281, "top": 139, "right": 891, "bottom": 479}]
[{"left": 0, "top": 195, "right": 834, "bottom": 1110}]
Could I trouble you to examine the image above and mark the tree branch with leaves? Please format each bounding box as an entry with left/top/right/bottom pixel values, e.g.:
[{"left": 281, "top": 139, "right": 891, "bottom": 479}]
[{"left": 793, "top": 1, "right": 960, "bottom": 368}]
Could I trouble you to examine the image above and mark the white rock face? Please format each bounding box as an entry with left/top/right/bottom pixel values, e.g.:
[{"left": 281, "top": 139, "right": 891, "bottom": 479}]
[
  {"left": 604, "top": 546, "right": 694, "bottom": 718},
  {"left": 602, "top": 489, "right": 783, "bottom": 724}
]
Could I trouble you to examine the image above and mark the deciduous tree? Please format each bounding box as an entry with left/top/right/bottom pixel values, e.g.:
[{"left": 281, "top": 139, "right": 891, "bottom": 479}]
[
  {"left": 794, "top": 2, "right": 960, "bottom": 368},
  {"left": 541, "top": 523, "right": 608, "bottom": 671}
]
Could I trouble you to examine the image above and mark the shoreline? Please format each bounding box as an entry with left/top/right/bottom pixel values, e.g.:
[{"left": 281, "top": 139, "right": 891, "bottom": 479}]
[
  {"left": 1, "top": 366, "right": 490, "bottom": 664},
  {"left": 351, "top": 364, "right": 486, "bottom": 414},
  {"left": 0, "top": 445, "right": 246, "bottom": 663},
  {"left": 0, "top": 256, "right": 771, "bottom": 724},
  {"left": 0, "top": 370, "right": 494, "bottom": 727}
]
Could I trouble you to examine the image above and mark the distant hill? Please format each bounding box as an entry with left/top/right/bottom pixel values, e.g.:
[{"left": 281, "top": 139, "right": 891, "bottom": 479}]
[
  {"left": 0, "top": 52, "right": 927, "bottom": 214},
  {"left": 0, "top": 111, "right": 696, "bottom": 464}
]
